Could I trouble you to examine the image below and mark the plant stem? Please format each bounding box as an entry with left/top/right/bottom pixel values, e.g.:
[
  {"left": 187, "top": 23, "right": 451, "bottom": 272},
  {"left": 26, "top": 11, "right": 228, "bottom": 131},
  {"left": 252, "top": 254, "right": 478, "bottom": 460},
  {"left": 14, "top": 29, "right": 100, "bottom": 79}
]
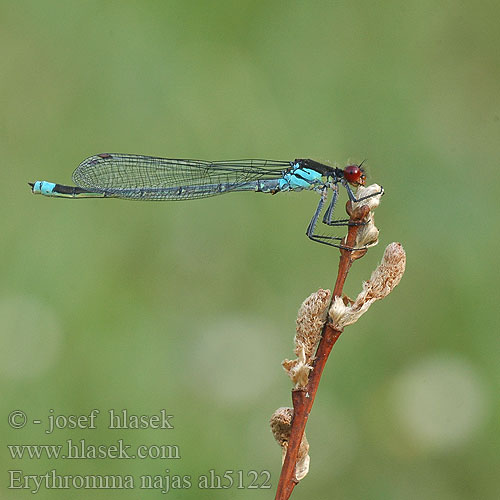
[{"left": 274, "top": 203, "right": 370, "bottom": 500}]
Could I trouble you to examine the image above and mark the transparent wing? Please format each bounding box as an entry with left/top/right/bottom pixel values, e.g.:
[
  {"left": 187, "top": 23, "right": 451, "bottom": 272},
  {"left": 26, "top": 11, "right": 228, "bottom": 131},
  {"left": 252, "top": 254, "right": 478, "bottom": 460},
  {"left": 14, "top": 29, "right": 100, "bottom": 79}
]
[{"left": 72, "top": 153, "right": 291, "bottom": 200}]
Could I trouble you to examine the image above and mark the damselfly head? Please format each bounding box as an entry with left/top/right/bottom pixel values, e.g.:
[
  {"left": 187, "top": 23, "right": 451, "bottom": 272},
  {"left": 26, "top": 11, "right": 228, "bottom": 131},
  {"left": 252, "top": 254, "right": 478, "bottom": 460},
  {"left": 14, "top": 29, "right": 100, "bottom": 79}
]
[{"left": 343, "top": 162, "right": 366, "bottom": 186}]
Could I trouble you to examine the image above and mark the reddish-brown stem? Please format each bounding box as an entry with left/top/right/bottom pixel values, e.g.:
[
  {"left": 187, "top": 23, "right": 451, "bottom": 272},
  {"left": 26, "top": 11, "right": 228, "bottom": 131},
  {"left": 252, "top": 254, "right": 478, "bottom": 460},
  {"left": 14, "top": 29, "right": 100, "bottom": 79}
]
[{"left": 275, "top": 203, "right": 371, "bottom": 500}]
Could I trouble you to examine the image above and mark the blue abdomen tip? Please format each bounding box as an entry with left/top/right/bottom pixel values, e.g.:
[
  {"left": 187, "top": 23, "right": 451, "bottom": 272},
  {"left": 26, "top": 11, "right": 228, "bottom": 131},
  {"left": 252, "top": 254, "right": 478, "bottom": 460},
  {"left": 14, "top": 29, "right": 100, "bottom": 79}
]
[{"left": 32, "top": 181, "right": 56, "bottom": 195}]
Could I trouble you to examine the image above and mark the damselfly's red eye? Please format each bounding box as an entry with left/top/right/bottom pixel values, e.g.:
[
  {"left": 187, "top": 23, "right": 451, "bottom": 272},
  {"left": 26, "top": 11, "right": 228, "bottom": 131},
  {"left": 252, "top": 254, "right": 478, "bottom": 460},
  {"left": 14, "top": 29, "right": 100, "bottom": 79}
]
[{"left": 343, "top": 164, "right": 366, "bottom": 185}]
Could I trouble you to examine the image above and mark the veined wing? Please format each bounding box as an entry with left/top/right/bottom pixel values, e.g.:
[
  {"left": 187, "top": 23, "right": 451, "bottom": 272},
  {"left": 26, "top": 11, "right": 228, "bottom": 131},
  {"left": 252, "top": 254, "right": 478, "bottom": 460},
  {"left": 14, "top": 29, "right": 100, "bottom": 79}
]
[{"left": 73, "top": 154, "right": 291, "bottom": 198}]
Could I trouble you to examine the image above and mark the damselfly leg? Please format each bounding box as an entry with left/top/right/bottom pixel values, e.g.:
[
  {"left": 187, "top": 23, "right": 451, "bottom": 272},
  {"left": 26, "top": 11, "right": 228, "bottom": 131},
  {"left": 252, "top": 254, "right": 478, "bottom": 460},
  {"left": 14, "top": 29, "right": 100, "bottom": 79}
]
[
  {"left": 343, "top": 181, "right": 384, "bottom": 204},
  {"left": 306, "top": 183, "right": 382, "bottom": 249},
  {"left": 321, "top": 184, "right": 350, "bottom": 226},
  {"left": 306, "top": 187, "right": 345, "bottom": 247}
]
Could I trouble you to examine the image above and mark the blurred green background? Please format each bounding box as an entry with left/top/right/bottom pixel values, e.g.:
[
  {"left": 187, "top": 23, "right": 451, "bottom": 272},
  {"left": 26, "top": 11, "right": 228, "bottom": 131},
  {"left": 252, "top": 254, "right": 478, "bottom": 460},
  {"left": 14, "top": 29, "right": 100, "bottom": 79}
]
[{"left": 1, "top": 1, "right": 499, "bottom": 498}]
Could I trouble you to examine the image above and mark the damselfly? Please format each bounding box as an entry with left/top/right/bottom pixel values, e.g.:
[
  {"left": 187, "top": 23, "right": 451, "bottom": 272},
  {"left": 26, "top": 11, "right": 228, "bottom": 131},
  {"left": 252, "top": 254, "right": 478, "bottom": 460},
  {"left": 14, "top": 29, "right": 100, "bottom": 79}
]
[{"left": 30, "top": 153, "right": 383, "bottom": 249}]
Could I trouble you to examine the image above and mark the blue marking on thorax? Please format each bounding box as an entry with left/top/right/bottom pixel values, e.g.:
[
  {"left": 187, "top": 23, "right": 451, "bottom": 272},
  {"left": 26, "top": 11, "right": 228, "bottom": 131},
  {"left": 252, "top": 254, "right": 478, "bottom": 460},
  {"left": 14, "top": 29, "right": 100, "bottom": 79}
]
[
  {"left": 296, "top": 167, "right": 323, "bottom": 182},
  {"left": 278, "top": 163, "right": 323, "bottom": 191}
]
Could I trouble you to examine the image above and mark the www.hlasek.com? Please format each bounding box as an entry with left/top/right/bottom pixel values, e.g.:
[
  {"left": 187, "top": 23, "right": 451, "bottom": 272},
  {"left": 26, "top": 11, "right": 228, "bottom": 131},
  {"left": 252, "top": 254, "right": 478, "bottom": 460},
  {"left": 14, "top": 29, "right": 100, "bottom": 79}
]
[
  {"left": 8, "top": 469, "right": 272, "bottom": 494},
  {"left": 8, "top": 439, "right": 180, "bottom": 460}
]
